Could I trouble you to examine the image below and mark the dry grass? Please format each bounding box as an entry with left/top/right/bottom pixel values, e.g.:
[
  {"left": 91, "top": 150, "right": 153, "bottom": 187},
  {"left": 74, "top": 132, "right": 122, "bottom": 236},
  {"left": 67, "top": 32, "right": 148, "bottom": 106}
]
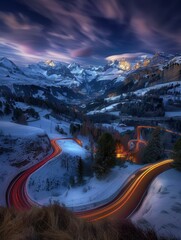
[{"left": 0, "top": 205, "right": 177, "bottom": 240}]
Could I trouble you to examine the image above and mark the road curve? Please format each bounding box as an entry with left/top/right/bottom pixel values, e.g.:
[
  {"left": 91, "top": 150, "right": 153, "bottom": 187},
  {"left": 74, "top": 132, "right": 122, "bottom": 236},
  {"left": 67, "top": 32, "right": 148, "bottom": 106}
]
[
  {"left": 76, "top": 159, "right": 173, "bottom": 222},
  {"left": 6, "top": 138, "right": 78, "bottom": 209},
  {"left": 6, "top": 137, "right": 173, "bottom": 222},
  {"left": 128, "top": 126, "right": 181, "bottom": 156}
]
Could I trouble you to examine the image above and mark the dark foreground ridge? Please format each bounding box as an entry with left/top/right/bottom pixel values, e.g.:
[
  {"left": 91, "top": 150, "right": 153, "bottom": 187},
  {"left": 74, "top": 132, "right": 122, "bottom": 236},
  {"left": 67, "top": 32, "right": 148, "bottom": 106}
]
[{"left": 0, "top": 204, "right": 177, "bottom": 240}]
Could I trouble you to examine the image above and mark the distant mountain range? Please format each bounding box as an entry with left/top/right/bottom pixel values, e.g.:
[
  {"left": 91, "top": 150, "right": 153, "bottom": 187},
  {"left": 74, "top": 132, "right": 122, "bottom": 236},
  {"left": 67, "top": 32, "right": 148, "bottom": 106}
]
[{"left": 0, "top": 53, "right": 181, "bottom": 101}]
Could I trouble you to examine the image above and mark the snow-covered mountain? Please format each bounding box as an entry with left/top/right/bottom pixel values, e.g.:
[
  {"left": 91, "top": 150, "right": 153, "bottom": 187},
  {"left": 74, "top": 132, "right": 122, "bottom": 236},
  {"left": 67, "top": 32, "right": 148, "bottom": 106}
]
[
  {"left": 0, "top": 57, "right": 85, "bottom": 107},
  {"left": 68, "top": 62, "right": 104, "bottom": 82},
  {"left": 0, "top": 53, "right": 181, "bottom": 101},
  {"left": 0, "top": 57, "right": 23, "bottom": 74}
]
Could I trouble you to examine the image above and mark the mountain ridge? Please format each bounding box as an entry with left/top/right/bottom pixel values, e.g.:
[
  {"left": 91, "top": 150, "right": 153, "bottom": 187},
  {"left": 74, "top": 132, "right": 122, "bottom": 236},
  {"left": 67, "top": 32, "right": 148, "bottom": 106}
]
[{"left": 0, "top": 53, "right": 180, "bottom": 100}]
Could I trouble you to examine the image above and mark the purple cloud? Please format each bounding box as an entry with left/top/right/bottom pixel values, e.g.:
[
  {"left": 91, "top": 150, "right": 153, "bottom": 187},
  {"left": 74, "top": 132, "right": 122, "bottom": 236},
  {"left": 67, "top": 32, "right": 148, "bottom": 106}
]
[
  {"left": 0, "top": 0, "right": 180, "bottom": 64},
  {"left": 70, "top": 47, "right": 93, "bottom": 58}
]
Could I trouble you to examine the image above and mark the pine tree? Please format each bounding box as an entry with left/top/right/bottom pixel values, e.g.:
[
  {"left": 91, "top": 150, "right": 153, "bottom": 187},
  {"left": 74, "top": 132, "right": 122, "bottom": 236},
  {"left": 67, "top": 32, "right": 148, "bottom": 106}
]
[
  {"left": 12, "top": 108, "right": 27, "bottom": 125},
  {"left": 69, "top": 176, "right": 75, "bottom": 187},
  {"left": 46, "top": 179, "right": 50, "bottom": 191},
  {"left": 142, "top": 127, "right": 163, "bottom": 163},
  {"left": 94, "top": 132, "right": 116, "bottom": 179},
  {"left": 77, "top": 157, "right": 83, "bottom": 184},
  {"left": 4, "top": 102, "right": 11, "bottom": 115},
  {"left": 172, "top": 137, "right": 181, "bottom": 171}
]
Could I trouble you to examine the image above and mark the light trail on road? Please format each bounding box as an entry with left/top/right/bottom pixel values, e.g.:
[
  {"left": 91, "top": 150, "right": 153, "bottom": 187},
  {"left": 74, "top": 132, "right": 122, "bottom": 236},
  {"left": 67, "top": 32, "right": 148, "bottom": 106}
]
[
  {"left": 128, "top": 126, "right": 181, "bottom": 162},
  {"left": 6, "top": 138, "right": 80, "bottom": 209},
  {"left": 6, "top": 126, "right": 179, "bottom": 222},
  {"left": 76, "top": 159, "right": 173, "bottom": 222}
]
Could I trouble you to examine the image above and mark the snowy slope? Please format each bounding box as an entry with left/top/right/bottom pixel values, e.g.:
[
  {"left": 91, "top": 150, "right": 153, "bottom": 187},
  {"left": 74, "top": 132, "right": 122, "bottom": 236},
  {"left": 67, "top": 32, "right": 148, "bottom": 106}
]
[
  {"left": 132, "top": 169, "right": 181, "bottom": 239},
  {"left": 0, "top": 121, "right": 46, "bottom": 137},
  {"left": 0, "top": 57, "right": 22, "bottom": 73},
  {"left": 97, "top": 68, "right": 124, "bottom": 81},
  {"left": 0, "top": 121, "right": 52, "bottom": 206},
  {"left": 104, "top": 81, "right": 181, "bottom": 104},
  {"left": 134, "top": 81, "right": 181, "bottom": 96},
  {"left": 87, "top": 103, "right": 120, "bottom": 115},
  {"left": 28, "top": 145, "right": 141, "bottom": 210},
  {"left": 168, "top": 56, "right": 181, "bottom": 65},
  {"left": 27, "top": 139, "right": 91, "bottom": 205}
]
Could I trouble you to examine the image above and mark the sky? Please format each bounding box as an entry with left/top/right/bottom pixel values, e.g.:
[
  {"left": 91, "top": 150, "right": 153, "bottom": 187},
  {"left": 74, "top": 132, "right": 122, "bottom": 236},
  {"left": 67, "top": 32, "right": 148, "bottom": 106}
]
[{"left": 0, "top": 0, "right": 181, "bottom": 65}]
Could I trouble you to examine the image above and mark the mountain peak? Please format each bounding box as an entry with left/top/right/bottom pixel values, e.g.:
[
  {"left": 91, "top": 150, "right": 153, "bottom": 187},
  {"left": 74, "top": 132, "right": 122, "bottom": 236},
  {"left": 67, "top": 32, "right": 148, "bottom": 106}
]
[
  {"left": 45, "top": 60, "right": 56, "bottom": 67},
  {"left": 0, "top": 57, "right": 19, "bottom": 70}
]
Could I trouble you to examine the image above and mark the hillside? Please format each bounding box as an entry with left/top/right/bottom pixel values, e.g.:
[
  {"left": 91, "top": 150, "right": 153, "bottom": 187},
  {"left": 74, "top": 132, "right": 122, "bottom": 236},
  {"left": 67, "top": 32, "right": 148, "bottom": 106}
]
[
  {"left": 0, "top": 54, "right": 180, "bottom": 126},
  {"left": 132, "top": 169, "right": 181, "bottom": 239},
  {"left": 0, "top": 122, "right": 52, "bottom": 205}
]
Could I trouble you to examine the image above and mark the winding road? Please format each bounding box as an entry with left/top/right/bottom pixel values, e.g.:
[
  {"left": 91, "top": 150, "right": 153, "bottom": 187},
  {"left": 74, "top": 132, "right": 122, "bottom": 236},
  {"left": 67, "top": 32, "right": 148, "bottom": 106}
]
[
  {"left": 128, "top": 126, "right": 181, "bottom": 154},
  {"left": 76, "top": 159, "right": 173, "bottom": 222},
  {"left": 7, "top": 138, "right": 71, "bottom": 209},
  {"left": 6, "top": 127, "right": 177, "bottom": 222}
]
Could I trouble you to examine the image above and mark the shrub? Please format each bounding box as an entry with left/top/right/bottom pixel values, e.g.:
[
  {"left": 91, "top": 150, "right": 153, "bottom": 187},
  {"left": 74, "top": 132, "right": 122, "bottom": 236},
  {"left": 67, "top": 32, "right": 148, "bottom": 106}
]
[{"left": 0, "top": 205, "right": 177, "bottom": 240}]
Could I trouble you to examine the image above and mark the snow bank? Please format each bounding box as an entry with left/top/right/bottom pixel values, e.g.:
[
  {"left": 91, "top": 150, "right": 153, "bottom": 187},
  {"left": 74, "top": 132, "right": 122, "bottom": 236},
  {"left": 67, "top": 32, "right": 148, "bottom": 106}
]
[{"left": 132, "top": 169, "right": 181, "bottom": 239}]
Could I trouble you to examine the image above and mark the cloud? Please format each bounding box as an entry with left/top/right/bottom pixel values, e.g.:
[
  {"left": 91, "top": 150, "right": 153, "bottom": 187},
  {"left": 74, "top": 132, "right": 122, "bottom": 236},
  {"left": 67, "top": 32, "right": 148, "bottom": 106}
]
[
  {"left": 0, "top": 12, "right": 42, "bottom": 31},
  {"left": 86, "top": 0, "right": 124, "bottom": 21},
  {"left": 0, "top": 38, "right": 72, "bottom": 64},
  {"left": 19, "top": 0, "right": 113, "bottom": 46},
  {"left": 0, "top": 0, "right": 180, "bottom": 65},
  {"left": 127, "top": 0, "right": 181, "bottom": 51},
  {"left": 106, "top": 52, "right": 149, "bottom": 62},
  {"left": 130, "top": 15, "right": 157, "bottom": 49},
  {"left": 48, "top": 32, "right": 75, "bottom": 41},
  {"left": 129, "top": 13, "right": 181, "bottom": 51},
  {"left": 70, "top": 47, "right": 93, "bottom": 58}
]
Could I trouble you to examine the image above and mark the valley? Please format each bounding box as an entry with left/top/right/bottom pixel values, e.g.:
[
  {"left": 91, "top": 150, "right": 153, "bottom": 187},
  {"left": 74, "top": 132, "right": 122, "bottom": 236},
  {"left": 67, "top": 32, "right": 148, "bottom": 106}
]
[{"left": 0, "top": 53, "right": 181, "bottom": 238}]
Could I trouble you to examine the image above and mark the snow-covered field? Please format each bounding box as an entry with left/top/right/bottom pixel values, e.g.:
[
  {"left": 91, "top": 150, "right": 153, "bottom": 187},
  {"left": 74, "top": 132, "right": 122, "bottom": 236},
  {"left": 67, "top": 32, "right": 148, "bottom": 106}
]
[
  {"left": 27, "top": 141, "right": 141, "bottom": 210},
  {"left": 28, "top": 114, "right": 70, "bottom": 139},
  {"left": 132, "top": 169, "right": 181, "bottom": 239}
]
